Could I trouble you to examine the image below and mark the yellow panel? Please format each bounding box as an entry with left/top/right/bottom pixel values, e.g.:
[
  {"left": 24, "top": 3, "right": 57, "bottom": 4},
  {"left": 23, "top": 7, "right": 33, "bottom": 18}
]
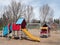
[{"left": 40, "top": 27, "right": 48, "bottom": 30}]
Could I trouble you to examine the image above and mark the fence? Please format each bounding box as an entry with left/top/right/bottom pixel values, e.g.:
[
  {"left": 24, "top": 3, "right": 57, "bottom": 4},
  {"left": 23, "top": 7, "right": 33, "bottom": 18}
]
[{"left": 26, "top": 23, "right": 41, "bottom": 29}]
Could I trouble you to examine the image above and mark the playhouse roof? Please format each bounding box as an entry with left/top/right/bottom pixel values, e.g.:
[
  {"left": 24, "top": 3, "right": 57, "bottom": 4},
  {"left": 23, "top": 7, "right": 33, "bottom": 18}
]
[{"left": 16, "top": 18, "right": 24, "bottom": 24}]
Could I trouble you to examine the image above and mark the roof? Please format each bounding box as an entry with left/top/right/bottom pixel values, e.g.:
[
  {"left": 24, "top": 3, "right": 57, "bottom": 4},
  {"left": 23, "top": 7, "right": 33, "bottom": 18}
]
[{"left": 16, "top": 18, "right": 24, "bottom": 24}]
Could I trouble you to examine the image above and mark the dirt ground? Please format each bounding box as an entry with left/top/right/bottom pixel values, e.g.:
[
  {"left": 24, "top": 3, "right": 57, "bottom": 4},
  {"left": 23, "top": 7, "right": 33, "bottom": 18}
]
[{"left": 0, "top": 29, "right": 60, "bottom": 45}]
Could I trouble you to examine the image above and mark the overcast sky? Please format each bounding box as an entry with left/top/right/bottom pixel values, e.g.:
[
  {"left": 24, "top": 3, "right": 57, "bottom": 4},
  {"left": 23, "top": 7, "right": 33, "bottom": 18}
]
[{"left": 0, "top": 0, "right": 60, "bottom": 19}]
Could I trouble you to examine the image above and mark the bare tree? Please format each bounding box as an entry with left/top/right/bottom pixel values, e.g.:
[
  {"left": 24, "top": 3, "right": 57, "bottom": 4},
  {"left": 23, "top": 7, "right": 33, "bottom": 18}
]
[
  {"left": 6, "top": 0, "right": 28, "bottom": 23},
  {"left": 46, "top": 9, "right": 54, "bottom": 24},
  {"left": 4, "top": 10, "right": 13, "bottom": 23},
  {"left": 2, "top": 13, "right": 8, "bottom": 26},
  {"left": 3, "top": 0, "right": 22, "bottom": 23},
  {"left": 3, "top": 0, "right": 33, "bottom": 23},
  {"left": 27, "top": 6, "right": 33, "bottom": 23},
  {"left": 24, "top": 6, "right": 33, "bottom": 23},
  {"left": 40, "top": 4, "right": 54, "bottom": 24},
  {"left": 20, "top": 5, "right": 33, "bottom": 23},
  {"left": 10, "top": 1, "right": 22, "bottom": 22}
]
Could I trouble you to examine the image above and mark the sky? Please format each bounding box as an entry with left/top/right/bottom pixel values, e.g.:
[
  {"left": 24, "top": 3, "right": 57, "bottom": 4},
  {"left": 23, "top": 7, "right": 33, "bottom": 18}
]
[{"left": 0, "top": 0, "right": 60, "bottom": 19}]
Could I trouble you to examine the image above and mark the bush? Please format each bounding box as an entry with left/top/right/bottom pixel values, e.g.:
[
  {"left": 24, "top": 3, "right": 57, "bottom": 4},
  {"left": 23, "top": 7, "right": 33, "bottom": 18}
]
[{"left": 0, "top": 26, "right": 3, "bottom": 31}]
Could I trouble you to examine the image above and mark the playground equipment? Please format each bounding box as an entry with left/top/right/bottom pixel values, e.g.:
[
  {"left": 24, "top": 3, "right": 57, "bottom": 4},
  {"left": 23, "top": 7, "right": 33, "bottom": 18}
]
[
  {"left": 40, "top": 24, "right": 50, "bottom": 38},
  {"left": 2, "top": 18, "right": 40, "bottom": 42},
  {"left": 22, "top": 29, "right": 40, "bottom": 41},
  {"left": 3, "top": 25, "right": 9, "bottom": 36},
  {"left": 16, "top": 18, "right": 40, "bottom": 41},
  {"left": 2, "top": 24, "right": 12, "bottom": 37}
]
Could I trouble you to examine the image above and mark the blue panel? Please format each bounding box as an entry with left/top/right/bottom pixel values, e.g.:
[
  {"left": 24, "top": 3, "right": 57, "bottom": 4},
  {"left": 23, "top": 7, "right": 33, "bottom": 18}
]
[
  {"left": 16, "top": 18, "right": 24, "bottom": 24},
  {"left": 10, "top": 25, "right": 12, "bottom": 31},
  {"left": 3, "top": 26, "right": 8, "bottom": 36}
]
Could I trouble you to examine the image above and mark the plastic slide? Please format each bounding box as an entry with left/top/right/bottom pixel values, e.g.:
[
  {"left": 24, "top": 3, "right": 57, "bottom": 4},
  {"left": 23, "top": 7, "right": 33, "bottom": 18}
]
[
  {"left": 22, "top": 29, "right": 40, "bottom": 42},
  {"left": 3, "top": 26, "right": 9, "bottom": 36},
  {"left": 3, "top": 25, "right": 12, "bottom": 36}
]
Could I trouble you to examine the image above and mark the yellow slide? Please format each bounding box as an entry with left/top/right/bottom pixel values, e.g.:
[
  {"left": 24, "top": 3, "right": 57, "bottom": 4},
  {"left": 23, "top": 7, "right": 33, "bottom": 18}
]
[{"left": 22, "top": 29, "right": 40, "bottom": 42}]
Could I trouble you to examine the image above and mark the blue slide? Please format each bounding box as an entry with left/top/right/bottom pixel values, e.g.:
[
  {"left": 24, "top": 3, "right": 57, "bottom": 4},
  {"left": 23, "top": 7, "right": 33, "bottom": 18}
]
[
  {"left": 3, "top": 25, "right": 12, "bottom": 36},
  {"left": 3, "top": 25, "right": 9, "bottom": 36}
]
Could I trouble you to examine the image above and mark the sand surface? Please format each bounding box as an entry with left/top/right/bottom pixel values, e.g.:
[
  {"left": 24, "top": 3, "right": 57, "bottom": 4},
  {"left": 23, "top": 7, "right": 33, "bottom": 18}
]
[{"left": 0, "top": 29, "right": 60, "bottom": 45}]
